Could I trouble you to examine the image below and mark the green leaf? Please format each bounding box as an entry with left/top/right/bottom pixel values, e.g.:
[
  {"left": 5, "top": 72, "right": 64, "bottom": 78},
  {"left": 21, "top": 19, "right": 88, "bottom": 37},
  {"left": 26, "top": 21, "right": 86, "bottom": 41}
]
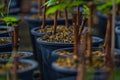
[
  {"left": 46, "top": 3, "right": 67, "bottom": 15},
  {"left": 82, "top": 5, "right": 90, "bottom": 19},
  {"left": 0, "top": 4, "right": 4, "bottom": 9},
  {"left": 116, "top": 0, "right": 120, "bottom": 4},
  {"left": 2, "top": 16, "right": 19, "bottom": 22}
]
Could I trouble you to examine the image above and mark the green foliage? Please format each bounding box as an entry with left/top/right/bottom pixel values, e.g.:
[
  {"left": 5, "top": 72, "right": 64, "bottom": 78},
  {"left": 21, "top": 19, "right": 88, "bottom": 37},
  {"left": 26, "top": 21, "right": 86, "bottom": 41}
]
[
  {"left": 97, "top": 1, "right": 112, "bottom": 14},
  {"left": 45, "top": 0, "right": 86, "bottom": 15},
  {"left": 1, "top": 16, "right": 19, "bottom": 27},
  {"left": 44, "top": 0, "right": 58, "bottom": 7},
  {"left": 116, "top": 0, "right": 120, "bottom": 4},
  {"left": 0, "top": 3, "right": 4, "bottom": 9},
  {"left": 82, "top": 5, "right": 90, "bottom": 19},
  {"left": 97, "top": 0, "right": 120, "bottom": 14}
]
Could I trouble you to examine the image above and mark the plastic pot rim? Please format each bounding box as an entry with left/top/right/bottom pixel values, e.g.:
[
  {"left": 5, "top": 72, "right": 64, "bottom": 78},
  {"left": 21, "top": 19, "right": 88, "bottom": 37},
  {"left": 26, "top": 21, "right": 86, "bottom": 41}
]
[{"left": 0, "top": 59, "right": 38, "bottom": 76}]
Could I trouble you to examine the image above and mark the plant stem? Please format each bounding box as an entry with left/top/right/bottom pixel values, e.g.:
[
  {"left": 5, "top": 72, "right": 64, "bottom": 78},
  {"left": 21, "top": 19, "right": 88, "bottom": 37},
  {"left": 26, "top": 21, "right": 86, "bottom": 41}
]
[
  {"left": 11, "top": 25, "right": 19, "bottom": 80},
  {"left": 53, "top": 11, "right": 58, "bottom": 35},
  {"left": 87, "top": 2, "right": 95, "bottom": 65},
  {"left": 58, "top": 11, "right": 62, "bottom": 18},
  {"left": 41, "top": 0, "right": 47, "bottom": 29},
  {"left": 64, "top": 8, "right": 69, "bottom": 27},
  {"left": 13, "top": 26, "right": 19, "bottom": 51},
  {"left": 77, "top": 29, "right": 87, "bottom": 80},
  {"left": 38, "top": 0, "right": 42, "bottom": 16},
  {"left": 77, "top": 5, "right": 80, "bottom": 26},
  {"left": 78, "top": 16, "right": 87, "bottom": 40},
  {"left": 72, "top": 14, "right": 79, "bottom": 56},
  {"left": 104, "top": 14, "right": 114, "bottom": 80},
  {"left": 116, "top": 3, "right": 120, "bottom": 15}
]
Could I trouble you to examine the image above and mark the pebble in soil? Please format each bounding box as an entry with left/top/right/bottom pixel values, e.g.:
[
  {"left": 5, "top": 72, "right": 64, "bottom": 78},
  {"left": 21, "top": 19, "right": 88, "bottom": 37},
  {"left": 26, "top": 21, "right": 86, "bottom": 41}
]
[
  {"left": 39, "top": 26, "right": 74, "bottom": 43},
  {"left": 0, "top": 62, "right": 31, "bottom": 74},
  {"left": 0, "top": 53, "right": 30, "bottom": 60},
  {"left": 56, "top": 50, "right": 107, "bottom": 69},
  {"left": 0, "top": 38, "right": 12, "bottom": 45}
]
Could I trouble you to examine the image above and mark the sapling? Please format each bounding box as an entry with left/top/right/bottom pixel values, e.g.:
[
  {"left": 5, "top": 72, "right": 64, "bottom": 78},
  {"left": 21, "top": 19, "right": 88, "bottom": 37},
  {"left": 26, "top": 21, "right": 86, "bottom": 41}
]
[
  {"left": 97, "top": 1, "right": 116, "bottom": 80},
  {"left": 0, "top": 3, "right": 19, "bottom": 79},
  {"left": 1, "top": 16, "right": 19, "bottom": 80}
]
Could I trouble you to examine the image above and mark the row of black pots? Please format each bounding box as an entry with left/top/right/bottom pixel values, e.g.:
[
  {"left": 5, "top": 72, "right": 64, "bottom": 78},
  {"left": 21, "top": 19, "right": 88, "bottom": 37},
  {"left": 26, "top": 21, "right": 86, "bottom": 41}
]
[
  {"left": 0, "top": 37, "right": 13, "bottom": 52},
  {"left": 35, "top": 34, "right": 103, "bottom": 80},
  {"left": 26, "top": 12, "right": 119, "bottom": 80},
  {"left": 26, "top": 13, "right": 107, "bottom": 59},
  {"left": 24, "top": 15, "right": 73, "bottom": 30},
  {"left": 0, "top": 59, "right": 38, "bottom": 80},
  {"left": 0, "top": 26, "right": 14, "bottom": 37},
  {"left": 0, "top": 37, "right": 38, "bottom": 80},
  {"left": 0, "top": 27, "right": 38, "bottom": 79},
  {"left": 26, "top": 13, "right": 107, "bottom": 80},
  {"left": 52, "top": 47, "right": 120, "bottom": 80}
]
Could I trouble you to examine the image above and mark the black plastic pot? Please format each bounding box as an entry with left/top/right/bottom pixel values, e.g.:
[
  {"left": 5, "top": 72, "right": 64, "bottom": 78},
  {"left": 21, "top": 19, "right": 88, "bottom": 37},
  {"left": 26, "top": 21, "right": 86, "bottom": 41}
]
[
  {"left": 0, "top": 51, "right": 33, "bottom": 62},
  {"left": 115, "top": 27, "right": 120, "bottom": 49},
  {"left": 30, "top": 27, "right": 44, "bottom": 60},
  {"left": 52, "top": 47, "right": 73, "bottom": 61},
  {"left": 51, "top": 47, "right": 110, "bottom": 80},
  {"left": 0, "top": 26, "right": 14, "bottom": 37},
  {"left": 0, "top": 59, "right": 38, "bottom": 80},
  {"left": 0, "top": 37, "right": 13, "bottom": 52},
  {"left": 8, "top": 0, "right": 20, "bottom": 8},
  {"left": 24, "top": 15, "right": 72, "bottom": 30},
  {"left": 9, "top": 7, "right": 21, "bottom": 15},
  {"left": 92, "top": 13, "right": 107, "bottom": 38},
  {"left": 36, "top": 37, "right": 103, "bottom": 80},
  {"left": 114, "top": 49, "right": 120, "bottom": 68}
]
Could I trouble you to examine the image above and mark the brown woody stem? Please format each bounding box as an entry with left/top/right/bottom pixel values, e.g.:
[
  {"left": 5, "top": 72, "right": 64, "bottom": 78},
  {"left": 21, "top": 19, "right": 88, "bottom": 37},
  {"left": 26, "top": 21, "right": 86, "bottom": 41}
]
[
  {"left": 77, "top": 29, "right": 87, "bottom": 80},
  {"left": 77, "top": 5, "right": 80, "bottom": 26},
  {"left": 78, "top": 16, "right": 87, "bottom": 40},
  {"left": 73, "top": 14, "right": 79, "bottom": 56},
  {"left": 105, "top": 14, "right": 114, "bottom": 68},
  {"left": 58, "top": 11, "right": 62, "bottom": 18},
  {"left": 104, "top": 14, "right": 114, "bottom": 80},
  {"left": 12, "top": 26, "right": 19, "bottom": 80},
  {"left": 13, "top": 26, "right": 19, "bottom": 51},
  {"left": 53, "top": 11, "right": 58, "bottom": 35},
  {"left": 87, "top": 2, "right": 95, "bottom": 64},
  {"left": 38, "top": 0, "right": 42, "bottom": 16},
  {"left": 41, "top": 0, "right": 47, "bottom": 29},
  {"left": 64, "top": 8, "right": 69, "bottom": 28}
]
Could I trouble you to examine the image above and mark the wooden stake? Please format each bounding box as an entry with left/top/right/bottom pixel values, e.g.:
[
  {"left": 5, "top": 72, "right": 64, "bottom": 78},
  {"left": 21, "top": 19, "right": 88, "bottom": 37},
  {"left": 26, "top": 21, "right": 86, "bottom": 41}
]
[
  {"left": 64, "top": 8, "right": 69, "bottom": 28},
  {"left": 41, "top": 0, "right": 47, "bottom": 29}
]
